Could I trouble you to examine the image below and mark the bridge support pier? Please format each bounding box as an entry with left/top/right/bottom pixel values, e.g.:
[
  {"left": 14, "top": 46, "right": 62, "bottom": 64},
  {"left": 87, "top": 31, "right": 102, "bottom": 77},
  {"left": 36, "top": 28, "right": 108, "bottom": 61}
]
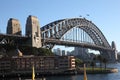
[
  {"left": 109, "top": 50, "right": 118, "bottom": 62},
  {"left": 101, "top": 50, "right": 117, "bottom": 62}
]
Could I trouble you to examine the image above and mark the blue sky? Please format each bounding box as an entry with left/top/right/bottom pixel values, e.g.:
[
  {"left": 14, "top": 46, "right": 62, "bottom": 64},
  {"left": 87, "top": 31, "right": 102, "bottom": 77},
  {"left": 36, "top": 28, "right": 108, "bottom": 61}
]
[{"left": 0, "top": 0, "right": 120, "bottom": 51}]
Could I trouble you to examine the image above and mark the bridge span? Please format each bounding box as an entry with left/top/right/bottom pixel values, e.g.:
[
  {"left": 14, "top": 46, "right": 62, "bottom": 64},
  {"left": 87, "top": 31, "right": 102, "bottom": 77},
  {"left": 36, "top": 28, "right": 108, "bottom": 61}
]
[
  {"left": 0, "top": 15, "right": 118, "bottom": 62},
  {"left": 41, "top": 17, "right": 117, "bottom": 62}
]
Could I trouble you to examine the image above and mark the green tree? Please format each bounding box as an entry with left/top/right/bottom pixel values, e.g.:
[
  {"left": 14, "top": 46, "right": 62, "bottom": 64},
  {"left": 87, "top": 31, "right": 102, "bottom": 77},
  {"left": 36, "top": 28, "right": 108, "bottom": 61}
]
[
  {"left": 75, "top": 58, "right": 83, "bottom": 67},
  {"left": 90, "top": 61, "right": 95, "bottom": 71},
  {"left": 91, "top": 57, "right": 97, "bottom": 71},
  {"left": 20, "top": 47, "right": 54, "bottom": 56},
  {"left": 93, "top": 57, "right": 97, "bottom": 64},
  {"left": 93, "top": 56, "right": 97, "bottom": 60},
  {"left": 103, "top": 58, "right": 108, "bottom": 70},
  {"left": 97, "top": 55, "right": 103, "bottom": 69},
  {"left": 37, "top": 48, "right": 54, "bottom": 56}
]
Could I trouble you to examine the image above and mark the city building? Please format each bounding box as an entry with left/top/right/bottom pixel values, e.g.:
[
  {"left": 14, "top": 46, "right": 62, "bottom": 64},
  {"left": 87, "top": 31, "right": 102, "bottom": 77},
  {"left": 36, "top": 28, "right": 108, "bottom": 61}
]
[
  {"left": 73, "top": 47, "right": 90, "bottom": 61},
  {"left": 62, "top": 50, "right": 66, "bottom": 56},
  {"left": 0, "top": 57, "right": 12, "bottom": 74},
  {"left": 0, "top": 55, "right": 75, "bottom": 75},
  {"left": 56, "top": 48, "right": 62, "bottom": 56}
]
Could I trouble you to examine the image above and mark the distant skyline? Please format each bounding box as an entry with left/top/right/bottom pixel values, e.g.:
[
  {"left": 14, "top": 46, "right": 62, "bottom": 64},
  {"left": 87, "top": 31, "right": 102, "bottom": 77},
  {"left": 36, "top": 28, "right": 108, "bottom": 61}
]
[{"left": 0, "top": 0, "right": 120, "bottom": 51}]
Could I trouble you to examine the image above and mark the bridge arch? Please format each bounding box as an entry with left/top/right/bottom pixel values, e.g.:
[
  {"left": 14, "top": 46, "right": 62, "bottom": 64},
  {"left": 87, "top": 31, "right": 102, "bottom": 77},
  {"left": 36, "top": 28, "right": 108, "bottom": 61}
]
[{"left": 41, "top": 18, "right": 111, "bottom": 49}]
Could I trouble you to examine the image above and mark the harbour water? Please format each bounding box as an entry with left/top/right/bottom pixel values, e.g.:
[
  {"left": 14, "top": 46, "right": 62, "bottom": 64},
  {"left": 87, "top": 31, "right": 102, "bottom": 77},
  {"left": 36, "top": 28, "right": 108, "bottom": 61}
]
[{"left": 1, "top": 63, "right": 120, "bottom": 80}]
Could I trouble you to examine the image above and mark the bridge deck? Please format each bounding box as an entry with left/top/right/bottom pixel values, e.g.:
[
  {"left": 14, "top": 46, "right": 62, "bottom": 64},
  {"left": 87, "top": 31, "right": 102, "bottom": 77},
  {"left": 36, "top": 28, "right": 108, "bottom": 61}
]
[{"left": 43, "top": 39, "right": 113, "bottom": 51}]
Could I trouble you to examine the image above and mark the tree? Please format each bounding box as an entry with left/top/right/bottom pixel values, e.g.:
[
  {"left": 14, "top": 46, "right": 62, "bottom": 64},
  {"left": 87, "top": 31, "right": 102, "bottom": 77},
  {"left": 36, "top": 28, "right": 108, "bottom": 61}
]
[
  {"left": 90, "top": 61, "right": 95, "bottom": 71},
  {"left": 97, "top": 55, "right": 103, "bottom": 69},
  {"left": 75, "top": 58, "right": 83, "bottom": 67},
  {"left": 93, "top": 57, "right": 97, "bottom": 63},
  {"left": 20, "top": 47, "right": 54, "bottom": 56},
  {"left": 103, "top": 58, "right": 108, "bottom": 70},
  {"left": 37, "top": 48, "right": 54, "bottom": 56},
  {"left": 91, "top": 57, "right": 97, "bottom": 71}
]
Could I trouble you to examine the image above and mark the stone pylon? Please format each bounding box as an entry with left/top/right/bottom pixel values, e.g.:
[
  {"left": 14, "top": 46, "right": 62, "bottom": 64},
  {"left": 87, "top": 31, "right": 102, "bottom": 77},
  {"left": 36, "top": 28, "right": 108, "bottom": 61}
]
[
  {"left": 26, "top": 15, "right": 42, "bottom": 48},
  {"left": 7, "top": 18, "right": 21, "bottom": 35}
]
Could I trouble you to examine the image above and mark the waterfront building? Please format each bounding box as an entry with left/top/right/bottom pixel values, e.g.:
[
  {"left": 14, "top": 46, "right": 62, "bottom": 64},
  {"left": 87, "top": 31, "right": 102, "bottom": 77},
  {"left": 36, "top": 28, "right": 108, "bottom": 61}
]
[
  {"left": 0, "top": 57, "right": 12, "bottom": 74},
  {"left": 0, "top": 55, "right": 75, "bottom": 75}
]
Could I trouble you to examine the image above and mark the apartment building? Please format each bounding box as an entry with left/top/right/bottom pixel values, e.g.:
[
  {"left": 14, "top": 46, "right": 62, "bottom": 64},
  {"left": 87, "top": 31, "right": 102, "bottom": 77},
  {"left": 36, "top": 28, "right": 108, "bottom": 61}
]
[{"left": 0, "top": 55, "right": 75, "bottom": 74}]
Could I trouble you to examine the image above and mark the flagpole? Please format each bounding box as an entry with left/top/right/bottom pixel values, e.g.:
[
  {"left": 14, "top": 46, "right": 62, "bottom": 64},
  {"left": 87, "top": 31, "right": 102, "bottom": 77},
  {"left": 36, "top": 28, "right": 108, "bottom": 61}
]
[
  {"left": 32, "top": 64, "right": 35, "bottom": 80},
  {"left": 84, "top": 64, "right": 87, "bottom": 80}
]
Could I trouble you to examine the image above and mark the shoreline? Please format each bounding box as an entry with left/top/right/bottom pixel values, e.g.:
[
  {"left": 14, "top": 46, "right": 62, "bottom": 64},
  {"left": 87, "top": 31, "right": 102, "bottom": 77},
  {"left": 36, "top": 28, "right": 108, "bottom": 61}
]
[
  {"left": 77, "top": 68, "right": 118, "bottom": 74},
  {"left": 0, "top": 68, "right": 118, "bottom": 78}
]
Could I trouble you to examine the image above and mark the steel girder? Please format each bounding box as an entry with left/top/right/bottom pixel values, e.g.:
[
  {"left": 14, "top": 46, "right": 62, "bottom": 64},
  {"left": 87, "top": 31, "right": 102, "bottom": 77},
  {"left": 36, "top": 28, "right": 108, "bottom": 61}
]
[
  {"left": 0, "top": 33, "right": 28, "bottom": 46},
  {"left": 41, "top": 18, "right": 111, "bottom": 49}
]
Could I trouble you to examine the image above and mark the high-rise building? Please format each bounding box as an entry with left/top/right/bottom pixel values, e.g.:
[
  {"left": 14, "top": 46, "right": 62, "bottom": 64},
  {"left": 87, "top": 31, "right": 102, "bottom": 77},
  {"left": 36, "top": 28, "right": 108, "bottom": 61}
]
[
  {"left": 56, "top": 48, "right": 62, "bottom": 56},
  {"left": 62, "top": 50, "right": 66, "bottom": 56},
  {"left": 74, "top": 47, "right": 90, "bottom": 60}
]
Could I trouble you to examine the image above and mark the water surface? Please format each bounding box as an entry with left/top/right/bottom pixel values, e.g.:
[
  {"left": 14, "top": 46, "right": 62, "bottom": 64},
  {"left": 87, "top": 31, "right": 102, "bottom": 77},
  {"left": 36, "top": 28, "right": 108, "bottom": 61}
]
[{"left": 2, "top": 63, "right": 120, "bottom": 80}]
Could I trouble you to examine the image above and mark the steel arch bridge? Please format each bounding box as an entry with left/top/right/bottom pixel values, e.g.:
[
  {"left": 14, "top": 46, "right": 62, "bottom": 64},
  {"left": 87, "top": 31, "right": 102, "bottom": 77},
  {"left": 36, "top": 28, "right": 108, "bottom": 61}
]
[
  {"left": 41, "top": 18, "right": 110, "bottom": 48},
  {"left": 41, "top": 18, "right": 116, "bottom": 61}
]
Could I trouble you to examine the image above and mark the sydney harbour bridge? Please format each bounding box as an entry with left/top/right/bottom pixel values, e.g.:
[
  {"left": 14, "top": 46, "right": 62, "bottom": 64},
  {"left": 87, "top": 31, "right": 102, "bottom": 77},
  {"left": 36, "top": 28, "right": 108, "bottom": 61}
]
[{"left": 0, "top": 15, "right": 117, "bottom": 62}]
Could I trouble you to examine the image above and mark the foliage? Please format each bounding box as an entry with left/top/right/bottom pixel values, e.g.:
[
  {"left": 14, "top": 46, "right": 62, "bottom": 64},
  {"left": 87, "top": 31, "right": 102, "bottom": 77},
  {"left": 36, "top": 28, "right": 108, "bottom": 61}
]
[
  {"left": 102, "top": 58, "right": 108, "bottom": 69},
  {"left": 24, "top": 47, "right": 54, "bottom": 56},
  {"left": 37, "top": 48, "right": 54, "bottom": 56},
  {"left": 97, "top": 55, "right": 103, "bottom": 68},
  {"left": 1, "top": 44, "right": 16, "bottom": 51},
  {"left": 90, "top": 61, "right": 95, "bottom": 71},
  {"left": 96, "top": 55, "right": 108, "bottom": 70},
  {"left": 75, "top": 58, "right": 83, "bottom": 67},
  {"left": 79, "top": 67, "right": 111, "bottom": 71},
  {"left": 2, "top": 45, "right": 54, "bottom": 56}
]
